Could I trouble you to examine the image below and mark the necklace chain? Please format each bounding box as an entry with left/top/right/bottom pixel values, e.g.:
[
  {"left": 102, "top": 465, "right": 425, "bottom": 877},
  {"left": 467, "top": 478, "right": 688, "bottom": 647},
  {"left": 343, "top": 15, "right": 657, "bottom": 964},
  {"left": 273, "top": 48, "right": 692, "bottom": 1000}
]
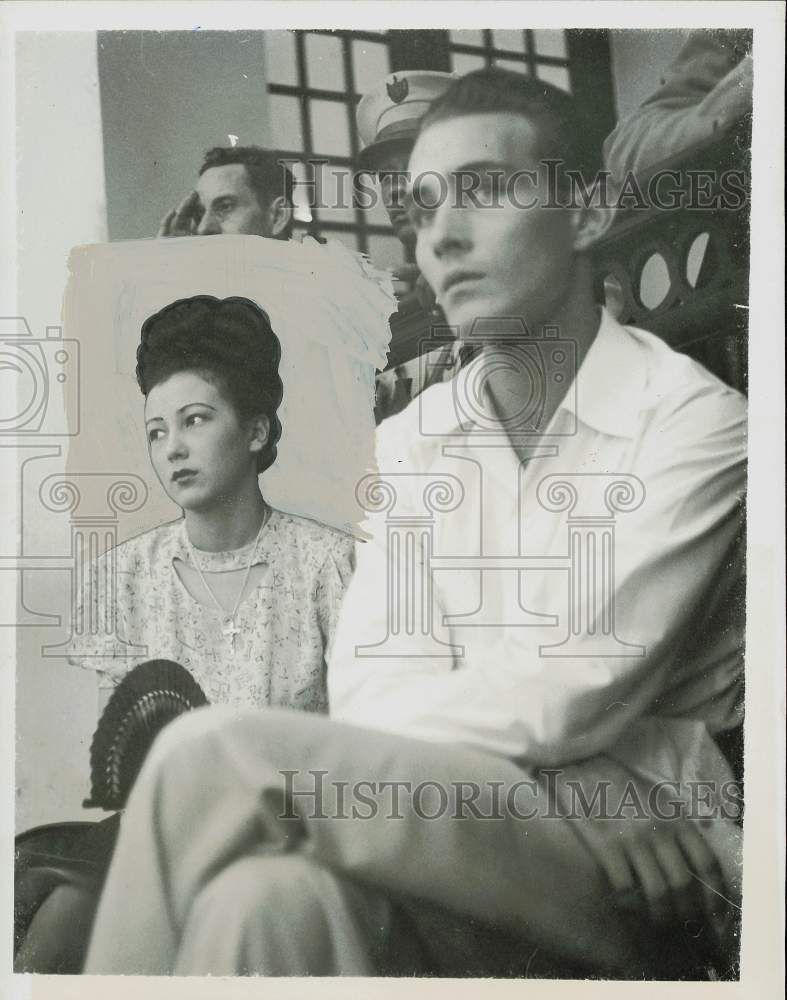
[{"left": 185, "top": 506, "right": 269, "bottom": 651}]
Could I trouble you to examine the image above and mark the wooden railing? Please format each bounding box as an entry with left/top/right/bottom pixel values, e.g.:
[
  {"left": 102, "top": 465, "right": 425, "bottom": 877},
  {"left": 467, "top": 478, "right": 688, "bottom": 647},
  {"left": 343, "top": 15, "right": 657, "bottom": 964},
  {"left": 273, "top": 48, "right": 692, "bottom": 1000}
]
[{"left": 591, "top": 126, "right": 750, "bottom": 394}]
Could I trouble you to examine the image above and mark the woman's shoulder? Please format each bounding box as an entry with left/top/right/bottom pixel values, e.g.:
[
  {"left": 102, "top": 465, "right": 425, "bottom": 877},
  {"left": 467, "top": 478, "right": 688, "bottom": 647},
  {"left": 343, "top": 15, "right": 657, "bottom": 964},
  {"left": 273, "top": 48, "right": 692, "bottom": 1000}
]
[
  {"left": 102, "top": 518, "right": 184, "bottom": 570},
  {"left": 267, "top": 508, "right": 355, "bottom": 562}
]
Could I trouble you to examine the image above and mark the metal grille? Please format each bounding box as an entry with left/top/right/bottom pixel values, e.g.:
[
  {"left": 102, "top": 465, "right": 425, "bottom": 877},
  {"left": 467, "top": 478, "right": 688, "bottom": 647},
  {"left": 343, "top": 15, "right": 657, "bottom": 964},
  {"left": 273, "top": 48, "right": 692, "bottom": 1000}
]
[
  {"left": 447, "top": 28, "right": 572, "bottom": 92},
  {"left": 265, "top": 29, "right": 614, "bottom": 273}
]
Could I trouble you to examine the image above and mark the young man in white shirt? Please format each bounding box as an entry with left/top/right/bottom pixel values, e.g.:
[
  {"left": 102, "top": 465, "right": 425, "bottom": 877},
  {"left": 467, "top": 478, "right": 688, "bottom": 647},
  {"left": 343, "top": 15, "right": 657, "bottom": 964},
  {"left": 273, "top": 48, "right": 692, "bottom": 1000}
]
[{"left": 84, "top": 69, "right": 746, "bottom": 979}]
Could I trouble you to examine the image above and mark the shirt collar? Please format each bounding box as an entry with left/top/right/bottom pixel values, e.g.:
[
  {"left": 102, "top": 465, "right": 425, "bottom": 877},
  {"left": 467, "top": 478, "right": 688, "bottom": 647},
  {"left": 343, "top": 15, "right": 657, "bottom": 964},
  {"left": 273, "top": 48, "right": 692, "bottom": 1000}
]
[
  {"left": 557, "top": 306, "right": 647, "bottom": 438},
  {"left": 435, "top": 306, "right": 647, "bottom": 440}
]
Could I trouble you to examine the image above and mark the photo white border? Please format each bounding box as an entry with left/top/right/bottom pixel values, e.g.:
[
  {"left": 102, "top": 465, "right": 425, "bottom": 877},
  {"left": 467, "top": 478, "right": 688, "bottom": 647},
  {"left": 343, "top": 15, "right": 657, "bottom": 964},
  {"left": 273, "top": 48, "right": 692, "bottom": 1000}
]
[{"left": 1, "top": 3, "right": 784, "bottom": 998}]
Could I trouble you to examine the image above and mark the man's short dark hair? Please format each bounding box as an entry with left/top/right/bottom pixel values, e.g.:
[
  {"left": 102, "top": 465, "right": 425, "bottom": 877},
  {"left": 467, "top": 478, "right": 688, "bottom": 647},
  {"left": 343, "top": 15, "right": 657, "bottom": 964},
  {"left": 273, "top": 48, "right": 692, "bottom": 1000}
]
[
  {"left": 199, "top": 146, "right": 295, "bottom": 238},
  {"left": 419, "top": 68, "right": 602, "bottom": 190}
]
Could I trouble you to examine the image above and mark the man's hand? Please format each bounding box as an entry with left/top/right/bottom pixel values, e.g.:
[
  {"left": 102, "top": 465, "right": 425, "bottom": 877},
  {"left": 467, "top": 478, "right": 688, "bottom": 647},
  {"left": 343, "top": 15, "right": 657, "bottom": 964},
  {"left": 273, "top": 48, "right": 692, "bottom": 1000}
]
[
  {"left": 157, "top": 191, "right": 202, "bottom": 238},
  {"left": 597, "top": 818, "right": 739, "bottom": 955},
  {"left": 545, "top": 758, "right": 740, "bottom": 964}
]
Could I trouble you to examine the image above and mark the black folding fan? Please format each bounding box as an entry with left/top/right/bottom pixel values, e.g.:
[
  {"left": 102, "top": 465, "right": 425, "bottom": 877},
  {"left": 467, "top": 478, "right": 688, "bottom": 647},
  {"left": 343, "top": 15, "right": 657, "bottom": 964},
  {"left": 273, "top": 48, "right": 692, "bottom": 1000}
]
[{"left": 83, "top": 659, "right": 209, "bottom": 811}]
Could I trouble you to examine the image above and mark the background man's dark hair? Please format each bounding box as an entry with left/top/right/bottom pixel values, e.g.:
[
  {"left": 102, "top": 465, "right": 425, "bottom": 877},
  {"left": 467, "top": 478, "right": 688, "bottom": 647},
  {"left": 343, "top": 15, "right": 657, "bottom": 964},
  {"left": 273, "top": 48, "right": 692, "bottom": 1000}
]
[
  {"left": 200, "top": 146, "right": 296, "bottom": 239},
  {"left": 420, "top": 68, "right": 603, "bottom": 195}
]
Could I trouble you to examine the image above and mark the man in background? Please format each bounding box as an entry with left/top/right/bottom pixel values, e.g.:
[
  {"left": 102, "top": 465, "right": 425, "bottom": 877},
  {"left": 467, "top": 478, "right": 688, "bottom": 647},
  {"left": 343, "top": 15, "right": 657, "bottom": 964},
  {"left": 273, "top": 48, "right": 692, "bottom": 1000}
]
[
  {"left": 356, "top": 70, "right": 472, "bottom": 423},
  {"left": 155, "top": 137, "right": 428, "bottom": 422},
  {"left": 157, "top": 145, "right": 294, "bottom": 240}
]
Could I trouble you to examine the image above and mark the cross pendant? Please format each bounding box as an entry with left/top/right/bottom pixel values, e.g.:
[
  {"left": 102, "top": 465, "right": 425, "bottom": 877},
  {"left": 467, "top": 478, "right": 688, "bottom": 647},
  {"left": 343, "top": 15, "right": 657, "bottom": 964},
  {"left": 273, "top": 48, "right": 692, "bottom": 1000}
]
[{"left": 223, "top": 619, "right": 241, "bottom": 651}]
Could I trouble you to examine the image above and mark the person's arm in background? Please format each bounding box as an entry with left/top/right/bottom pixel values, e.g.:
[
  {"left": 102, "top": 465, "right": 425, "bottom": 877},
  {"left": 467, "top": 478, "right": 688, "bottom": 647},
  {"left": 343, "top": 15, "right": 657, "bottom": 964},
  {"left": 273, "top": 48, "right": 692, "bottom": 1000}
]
[{"left": 604, "top": 29, "right": 753, "bottom": 181}]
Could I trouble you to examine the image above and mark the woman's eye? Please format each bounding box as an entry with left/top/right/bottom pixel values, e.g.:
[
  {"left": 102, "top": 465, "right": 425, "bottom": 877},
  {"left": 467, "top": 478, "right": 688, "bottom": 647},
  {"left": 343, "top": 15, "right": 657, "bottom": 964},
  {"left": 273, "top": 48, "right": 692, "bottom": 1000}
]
[
  {"left": 186, "top": 413, "right": 206, "bottom": 427},
  {"left": 148, "top": 428, "right": 164, "bottom": 443}
]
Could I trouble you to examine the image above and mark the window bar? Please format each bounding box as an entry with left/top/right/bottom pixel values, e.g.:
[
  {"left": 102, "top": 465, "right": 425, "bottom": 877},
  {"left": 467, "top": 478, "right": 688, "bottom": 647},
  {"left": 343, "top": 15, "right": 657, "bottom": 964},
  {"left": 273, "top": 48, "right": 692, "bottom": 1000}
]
[
  {"left": 294, "top": 31, "right": 321, "bottom": 238},
  {"left": 524, "top": 30, "right": 538, "bottom": 78},
  {"left": 341, "top": 33, "right": 370, "bottom": 256},
  {"left": 482, "top": 29, "right": 495, "bottom": 68},
  {"left": 268, "top": 83, "right": 361, "bottom": 104},
  {"left": 445, "top": 43, "right": 568, "bottom": 67}
]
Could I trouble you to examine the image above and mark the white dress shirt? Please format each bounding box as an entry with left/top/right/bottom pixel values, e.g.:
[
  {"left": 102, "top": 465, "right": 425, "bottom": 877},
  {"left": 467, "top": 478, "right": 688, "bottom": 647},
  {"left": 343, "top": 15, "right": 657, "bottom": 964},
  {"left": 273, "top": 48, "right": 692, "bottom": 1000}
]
[{"left": 329, "top": 309, "right": 746, "bottom": 784}]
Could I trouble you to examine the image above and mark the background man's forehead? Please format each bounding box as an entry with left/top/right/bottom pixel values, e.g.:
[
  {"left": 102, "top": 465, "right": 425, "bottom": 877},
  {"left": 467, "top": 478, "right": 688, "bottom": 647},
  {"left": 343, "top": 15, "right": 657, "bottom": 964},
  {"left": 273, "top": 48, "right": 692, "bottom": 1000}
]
[{"left": 198, "top": 162, "right": 251, "bottom": 187}]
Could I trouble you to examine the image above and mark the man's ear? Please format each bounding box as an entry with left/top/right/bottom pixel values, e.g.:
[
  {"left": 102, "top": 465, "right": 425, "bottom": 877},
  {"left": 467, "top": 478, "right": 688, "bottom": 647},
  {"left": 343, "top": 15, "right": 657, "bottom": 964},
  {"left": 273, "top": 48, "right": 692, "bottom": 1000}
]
[
  {"left": 571, "top": 204, "right": 616, "bottom": 253},
  {"left": 267, "top": 196, "right": 293, "bottom": 238},
  {"left": 248, "top": 415, "right": 270, "bottom": 456}
]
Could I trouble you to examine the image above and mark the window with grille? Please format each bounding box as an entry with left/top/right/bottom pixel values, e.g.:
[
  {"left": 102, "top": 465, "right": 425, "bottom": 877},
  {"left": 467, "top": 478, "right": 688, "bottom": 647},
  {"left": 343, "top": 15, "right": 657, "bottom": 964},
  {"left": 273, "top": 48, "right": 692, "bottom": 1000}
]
[
  {"left": 264, "top": 29, "right": 615, "bottom": 275},
  {"left": 447, "top": 29, "right": 572, "bottom": 92},
  {"left": 264, "top": 29, "right": 400, "bottom": 272}
]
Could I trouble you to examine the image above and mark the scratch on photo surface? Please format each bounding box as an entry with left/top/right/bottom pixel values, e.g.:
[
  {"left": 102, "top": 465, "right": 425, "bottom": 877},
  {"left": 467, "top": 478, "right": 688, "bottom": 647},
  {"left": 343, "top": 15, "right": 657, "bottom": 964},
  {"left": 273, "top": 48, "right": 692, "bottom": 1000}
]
[{"left": 687, "top": 871, "right": 741, "bottom": 910}]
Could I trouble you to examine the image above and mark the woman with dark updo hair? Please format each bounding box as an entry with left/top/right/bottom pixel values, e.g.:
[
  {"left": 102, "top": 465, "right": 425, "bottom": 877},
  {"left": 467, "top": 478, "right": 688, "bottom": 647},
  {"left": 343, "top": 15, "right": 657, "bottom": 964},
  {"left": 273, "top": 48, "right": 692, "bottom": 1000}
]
[
  {"left": 16, "top": 296, "right": 355, "bottom": 975},
  {"left": 70, "top": 294, "right": 355, "bottom": 713}
]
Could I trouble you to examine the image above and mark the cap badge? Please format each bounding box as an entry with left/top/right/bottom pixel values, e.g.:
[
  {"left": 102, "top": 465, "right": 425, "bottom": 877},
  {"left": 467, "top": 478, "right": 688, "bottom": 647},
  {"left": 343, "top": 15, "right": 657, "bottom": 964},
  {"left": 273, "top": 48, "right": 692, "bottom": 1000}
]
[{"left": 386, "top": 76, "right": 409, "bottom": 104}]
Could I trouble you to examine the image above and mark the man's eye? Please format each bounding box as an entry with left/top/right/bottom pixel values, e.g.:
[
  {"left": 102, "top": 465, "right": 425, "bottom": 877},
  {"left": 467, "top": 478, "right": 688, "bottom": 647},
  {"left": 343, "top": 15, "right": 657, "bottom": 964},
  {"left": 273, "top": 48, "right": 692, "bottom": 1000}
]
[{"left": 406, "top": 201, "right": 428, "bottom": 229}]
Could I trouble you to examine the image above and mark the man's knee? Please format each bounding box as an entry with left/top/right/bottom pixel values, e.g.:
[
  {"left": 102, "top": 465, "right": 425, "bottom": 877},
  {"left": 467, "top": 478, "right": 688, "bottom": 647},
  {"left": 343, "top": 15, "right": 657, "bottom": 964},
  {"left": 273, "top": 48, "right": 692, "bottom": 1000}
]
[
  {"left": 141, "top": 705, "right": 273, "bottom": 783},
  {"left": 194, "top": 856, "right": 330, "bottom": 922},
  {"left": 151, "top": 705, "right": 247, "bottom": 755},
  {"left": 185, "top": 856, "right": 347, "bottom": 972},
  {"left": 147, "top": 704, "right": 324, "bottom": 768}
]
